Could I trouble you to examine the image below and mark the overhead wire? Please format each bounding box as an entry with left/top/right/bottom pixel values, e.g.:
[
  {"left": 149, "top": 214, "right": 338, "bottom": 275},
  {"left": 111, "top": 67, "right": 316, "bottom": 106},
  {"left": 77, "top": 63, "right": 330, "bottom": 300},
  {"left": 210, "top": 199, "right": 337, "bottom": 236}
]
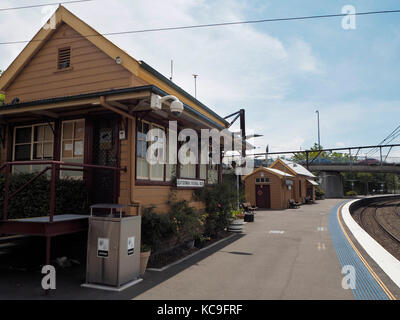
[
  {"left": 0, "top": 0, "right": 93, "bottom": 12},
  {"left": 0, "top": 8, "right": 400, "bottom": 45}
]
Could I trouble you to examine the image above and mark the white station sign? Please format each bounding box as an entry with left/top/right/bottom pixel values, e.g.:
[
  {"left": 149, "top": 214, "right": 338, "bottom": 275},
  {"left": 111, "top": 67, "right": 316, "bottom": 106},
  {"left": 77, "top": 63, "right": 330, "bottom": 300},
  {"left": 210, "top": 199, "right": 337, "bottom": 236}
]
[{"left": 176, "top": 179, "right": 204, "bottom": 188}]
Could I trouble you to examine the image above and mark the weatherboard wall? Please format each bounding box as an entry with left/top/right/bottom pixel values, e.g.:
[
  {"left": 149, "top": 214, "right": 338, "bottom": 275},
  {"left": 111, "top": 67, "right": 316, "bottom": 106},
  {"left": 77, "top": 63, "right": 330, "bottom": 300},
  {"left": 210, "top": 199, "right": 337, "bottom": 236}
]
[
  {"left": 4, "top": 23, "right": 146, "bottom": 104},
  {"left": 244, "top": 169, "right": 293, "bottom": 210}
]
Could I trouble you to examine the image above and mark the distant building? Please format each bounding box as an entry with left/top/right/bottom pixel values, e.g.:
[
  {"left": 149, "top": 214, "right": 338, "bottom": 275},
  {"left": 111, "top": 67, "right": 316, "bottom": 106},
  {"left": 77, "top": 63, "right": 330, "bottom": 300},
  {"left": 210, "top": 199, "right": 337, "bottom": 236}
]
[
  {"left": 270, "top": 159, "right": 318, "bottom": 204},
  {"left": 243, "top": 167, "right": 294, "bottom": 209}
]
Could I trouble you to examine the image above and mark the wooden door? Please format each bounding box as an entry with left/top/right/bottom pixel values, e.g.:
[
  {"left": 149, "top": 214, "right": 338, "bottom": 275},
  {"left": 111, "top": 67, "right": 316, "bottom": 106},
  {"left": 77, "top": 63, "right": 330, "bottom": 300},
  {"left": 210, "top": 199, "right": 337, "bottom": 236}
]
[{"left": 256, "top": 184, "right": 270, "bottom": 208}]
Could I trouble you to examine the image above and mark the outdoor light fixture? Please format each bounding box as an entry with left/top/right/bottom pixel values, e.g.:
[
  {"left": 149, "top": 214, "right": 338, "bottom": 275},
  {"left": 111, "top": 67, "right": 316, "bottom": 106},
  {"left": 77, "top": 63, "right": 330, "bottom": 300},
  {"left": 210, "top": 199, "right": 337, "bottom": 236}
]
[{"left": 150, "top": 94, "right": 184, "bottom": 116}]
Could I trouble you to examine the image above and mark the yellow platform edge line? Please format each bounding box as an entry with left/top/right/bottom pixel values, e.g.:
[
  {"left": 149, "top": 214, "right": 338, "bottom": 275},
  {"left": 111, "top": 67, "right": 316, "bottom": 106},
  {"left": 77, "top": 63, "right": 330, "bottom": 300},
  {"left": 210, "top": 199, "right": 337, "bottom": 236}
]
[{"left": 337, "top": 203, "right": 396, "bottom": 300}]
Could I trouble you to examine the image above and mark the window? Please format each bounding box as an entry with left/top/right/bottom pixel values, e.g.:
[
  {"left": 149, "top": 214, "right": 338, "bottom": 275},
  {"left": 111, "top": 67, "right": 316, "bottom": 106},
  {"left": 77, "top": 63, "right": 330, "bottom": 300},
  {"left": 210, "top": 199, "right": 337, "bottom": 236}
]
[
  {"left": 180, "top": 144, "right": 196, "bottom": 179},
  {"left": 180, "top": 162, "right": 196, "bottom": 179},
  {"left": 206, "top": 140, "right": 218, "bottom": 184},
  {"left": 136, "top": 120, "right": 150, "bottom": 179},
  {"left": 13, "top": 124, "right": 54, "bottom": 173},
  {"left": 149, "top": 124, "right": 165, "bottom": 181},
  {"left": 199, "top": 164, "right": 207, "bottom": 180},
  {"left": 165, "top": 131, "right": 176, "bottom": 181},
  {"left": 256, "top": 177, "right": 270, "bottom": 184},
  {"left": 207, "top": 163, "right": 218, "bottom": 184},
  {"left": 61, "top": 119, "right": 85, "bottom": 178},
  {"left": 58, "top": 47, "right": 71, "bottom": 70}
]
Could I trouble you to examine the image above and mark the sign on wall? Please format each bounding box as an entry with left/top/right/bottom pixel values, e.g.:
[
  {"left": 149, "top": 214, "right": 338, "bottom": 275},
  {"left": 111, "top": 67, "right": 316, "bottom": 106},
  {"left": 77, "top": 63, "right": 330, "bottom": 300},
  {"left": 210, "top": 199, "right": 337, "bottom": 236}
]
[{"left": 176, "top": 179, "right": 205, "bottom": 188}]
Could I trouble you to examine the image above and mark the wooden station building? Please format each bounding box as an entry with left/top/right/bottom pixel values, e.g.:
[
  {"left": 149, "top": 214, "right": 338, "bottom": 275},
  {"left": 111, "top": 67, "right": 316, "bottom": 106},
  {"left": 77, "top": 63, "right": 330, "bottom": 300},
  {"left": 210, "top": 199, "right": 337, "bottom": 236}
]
[
  {"left": 0, "top": 5, "right": 233, "bottom": 229},
  {"left": 243, "top": 167, "right": 295, "bottom": 209},
  {"left": 270, "top": 159, "right": 318, "bottom": 204},
  {"left": 243, "top": 159, "right": 319, "bottom": 210}
]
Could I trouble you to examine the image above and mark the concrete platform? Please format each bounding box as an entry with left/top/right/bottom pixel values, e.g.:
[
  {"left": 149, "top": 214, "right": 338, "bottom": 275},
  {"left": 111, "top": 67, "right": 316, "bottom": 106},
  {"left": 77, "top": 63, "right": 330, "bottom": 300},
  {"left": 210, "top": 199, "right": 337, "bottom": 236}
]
[
  {"left": 0, "top": 199, "right": 356, "bottom": 299},
  {"left": 134, "top": 199, "right": 353, "bottom": 300}
]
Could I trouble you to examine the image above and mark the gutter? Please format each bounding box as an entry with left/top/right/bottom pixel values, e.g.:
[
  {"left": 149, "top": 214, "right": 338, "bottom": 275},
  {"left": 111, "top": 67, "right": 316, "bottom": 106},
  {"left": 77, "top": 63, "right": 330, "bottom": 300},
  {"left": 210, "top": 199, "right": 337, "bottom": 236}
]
[{"left": 1, "top": 85, "right": 226, "bottom": 130}]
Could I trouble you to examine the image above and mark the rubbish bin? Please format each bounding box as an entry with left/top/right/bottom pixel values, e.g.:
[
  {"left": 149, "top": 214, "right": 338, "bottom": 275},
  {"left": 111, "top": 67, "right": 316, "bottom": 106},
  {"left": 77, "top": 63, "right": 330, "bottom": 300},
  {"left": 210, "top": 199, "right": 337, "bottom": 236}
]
[{"left": 85, "top": 204, "right": 141, "bottom": 288}]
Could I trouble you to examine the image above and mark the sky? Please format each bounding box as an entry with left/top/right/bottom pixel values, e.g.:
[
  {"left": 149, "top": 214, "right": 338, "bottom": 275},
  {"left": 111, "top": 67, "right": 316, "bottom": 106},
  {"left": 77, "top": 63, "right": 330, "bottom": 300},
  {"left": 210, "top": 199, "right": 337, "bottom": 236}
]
[{"left": 0, "top": 0, "right": 399, "bottom": 158}]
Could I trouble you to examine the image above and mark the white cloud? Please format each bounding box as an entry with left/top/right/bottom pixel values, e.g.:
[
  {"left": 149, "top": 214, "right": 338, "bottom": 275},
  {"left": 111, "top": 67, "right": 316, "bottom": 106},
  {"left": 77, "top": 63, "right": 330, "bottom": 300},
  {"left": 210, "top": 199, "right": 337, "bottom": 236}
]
[
  {"left": 0, "top": 0, "right": 321, "bottom": 108},
  {"left": 0, "top": 0, "right": 332, "bottom": 154}
]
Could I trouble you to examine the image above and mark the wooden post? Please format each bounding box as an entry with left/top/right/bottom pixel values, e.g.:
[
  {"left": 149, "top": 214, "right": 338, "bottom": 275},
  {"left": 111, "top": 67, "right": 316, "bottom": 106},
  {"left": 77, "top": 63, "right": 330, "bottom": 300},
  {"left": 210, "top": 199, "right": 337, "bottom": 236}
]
[
  {"left": 49, "top": 164, "right": 56, "bottom": 223},
  {"left": 240, "top": 109, "right": 246, "bottom": 160}
]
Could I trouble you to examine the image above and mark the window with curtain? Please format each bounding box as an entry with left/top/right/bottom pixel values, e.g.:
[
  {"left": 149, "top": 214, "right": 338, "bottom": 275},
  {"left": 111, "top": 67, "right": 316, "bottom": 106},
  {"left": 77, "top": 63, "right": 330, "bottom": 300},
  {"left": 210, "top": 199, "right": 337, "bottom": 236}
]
[
  {"left": 149, "top": 124, "right": 165, "bottom": 181},
  {"left": 136, "top": 120, "right": 150, "bottom": 179}
]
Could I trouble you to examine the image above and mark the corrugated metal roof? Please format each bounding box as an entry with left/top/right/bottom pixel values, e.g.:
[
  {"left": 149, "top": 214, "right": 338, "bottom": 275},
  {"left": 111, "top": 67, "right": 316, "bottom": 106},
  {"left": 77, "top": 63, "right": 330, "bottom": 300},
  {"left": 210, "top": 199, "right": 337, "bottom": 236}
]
[
  {"left": 281, "top": 159, "right": 316, "bottom": 178},
  {"left": 265, "top": 167, "right": 294, "bottom": 178},
  {"left": 307, "top": 179, "right": 319, "bottom": 186}
]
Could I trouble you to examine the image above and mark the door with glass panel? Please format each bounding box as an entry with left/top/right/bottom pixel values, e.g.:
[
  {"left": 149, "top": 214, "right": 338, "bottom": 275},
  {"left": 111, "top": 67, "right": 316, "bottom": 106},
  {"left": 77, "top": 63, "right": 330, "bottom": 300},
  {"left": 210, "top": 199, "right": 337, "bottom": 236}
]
[{"left": 91, "top": 118, "right": 118, "bottom": 204}]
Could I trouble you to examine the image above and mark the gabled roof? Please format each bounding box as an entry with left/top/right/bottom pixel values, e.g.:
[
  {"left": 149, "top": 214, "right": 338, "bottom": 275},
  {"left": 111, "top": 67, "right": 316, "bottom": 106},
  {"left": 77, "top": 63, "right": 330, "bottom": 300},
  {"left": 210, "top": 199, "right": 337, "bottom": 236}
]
[
  {"left": 0, "top": 5, "right": 228, "bottom": 128},
  {"left": 270, "top": 158, "right": 316, "bottom": 178},
  {"left": 243, "top": 166, "right": 294, "bottom": 181}
]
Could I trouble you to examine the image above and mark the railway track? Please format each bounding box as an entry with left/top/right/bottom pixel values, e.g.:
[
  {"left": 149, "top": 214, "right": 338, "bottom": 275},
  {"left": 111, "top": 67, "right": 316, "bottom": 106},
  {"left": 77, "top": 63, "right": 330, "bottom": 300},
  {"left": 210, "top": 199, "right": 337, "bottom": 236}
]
[{"left": 355, "top": 199, "right": 400, "bottom": 260}]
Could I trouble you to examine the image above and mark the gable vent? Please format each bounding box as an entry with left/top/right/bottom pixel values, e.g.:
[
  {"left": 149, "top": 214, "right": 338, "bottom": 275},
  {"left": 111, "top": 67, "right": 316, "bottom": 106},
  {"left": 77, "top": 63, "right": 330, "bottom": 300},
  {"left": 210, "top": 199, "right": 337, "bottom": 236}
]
[{"left": 57, "top": 47, "right": 71, "bottom": 69}]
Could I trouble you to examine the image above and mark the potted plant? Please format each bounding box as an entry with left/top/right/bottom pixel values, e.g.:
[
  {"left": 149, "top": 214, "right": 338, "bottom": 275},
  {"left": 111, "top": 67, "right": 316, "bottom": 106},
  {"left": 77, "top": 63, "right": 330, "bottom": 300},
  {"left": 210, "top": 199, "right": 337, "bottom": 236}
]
[
  {"left": 228, "top": 208, "right": 245, "bottom": 233},
  {"left": 140, "top": 244, "right": 151, "bottom": 276}
]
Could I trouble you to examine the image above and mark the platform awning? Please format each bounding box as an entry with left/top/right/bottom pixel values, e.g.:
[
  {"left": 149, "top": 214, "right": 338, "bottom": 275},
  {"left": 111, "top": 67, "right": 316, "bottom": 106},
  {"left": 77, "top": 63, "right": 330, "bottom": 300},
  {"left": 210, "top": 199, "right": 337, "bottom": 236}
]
[{"left": 307, "top": 179, "right": 319, "bottom": 186}]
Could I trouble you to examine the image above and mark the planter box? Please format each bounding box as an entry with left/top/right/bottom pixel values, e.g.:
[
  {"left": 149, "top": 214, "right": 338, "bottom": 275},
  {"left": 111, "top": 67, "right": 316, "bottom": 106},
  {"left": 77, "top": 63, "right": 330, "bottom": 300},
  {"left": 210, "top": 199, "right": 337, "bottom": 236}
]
[
  {"left": 140, "top": 251, "right": 151, "bottom": 276},
  {"left": 228, "top": 219, "right": 244, "bottom": 233}
]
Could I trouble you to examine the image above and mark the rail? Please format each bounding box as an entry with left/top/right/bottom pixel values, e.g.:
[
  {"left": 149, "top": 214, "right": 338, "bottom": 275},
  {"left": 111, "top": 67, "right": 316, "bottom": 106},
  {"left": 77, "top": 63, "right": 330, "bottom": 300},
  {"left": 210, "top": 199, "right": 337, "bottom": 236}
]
[{"left": 0, "top": 160, "right": 127, "bottom": 223}]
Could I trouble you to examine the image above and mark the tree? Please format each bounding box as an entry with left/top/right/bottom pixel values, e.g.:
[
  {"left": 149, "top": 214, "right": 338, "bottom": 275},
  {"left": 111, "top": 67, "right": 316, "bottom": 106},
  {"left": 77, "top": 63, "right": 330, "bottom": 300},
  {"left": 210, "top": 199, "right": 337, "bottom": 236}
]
[{"left": 292, "top": 143, "right": 352, "bottom": 162}]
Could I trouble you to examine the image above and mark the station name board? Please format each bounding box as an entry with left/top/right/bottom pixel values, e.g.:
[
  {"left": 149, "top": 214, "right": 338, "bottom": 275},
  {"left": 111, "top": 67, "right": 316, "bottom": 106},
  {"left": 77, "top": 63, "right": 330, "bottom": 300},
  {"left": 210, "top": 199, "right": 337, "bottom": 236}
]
[{"left": 176, "top": 179, "right": 205, "bottom": 188}]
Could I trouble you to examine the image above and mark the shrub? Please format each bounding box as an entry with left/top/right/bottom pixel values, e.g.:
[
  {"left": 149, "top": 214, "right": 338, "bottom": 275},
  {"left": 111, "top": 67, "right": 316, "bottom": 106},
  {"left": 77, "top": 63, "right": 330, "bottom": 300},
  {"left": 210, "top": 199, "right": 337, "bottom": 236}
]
[
  {"left": 346, "top": 190, "right": 358, "bottom": 197},
  {"left": 141, "top": 206, "right": 174, "bottom": 251},
  {"left": 168, "top": 200, "right": 203, "bottom": 244},
  {"left": 193, "top": 174, "right": 239, "bottom": 237},
  {"left": 0, "top": 173, "right": 88, "bottom": 219},
  {"left": 315, "top": 186, "right": 325, "bottom": 199}
]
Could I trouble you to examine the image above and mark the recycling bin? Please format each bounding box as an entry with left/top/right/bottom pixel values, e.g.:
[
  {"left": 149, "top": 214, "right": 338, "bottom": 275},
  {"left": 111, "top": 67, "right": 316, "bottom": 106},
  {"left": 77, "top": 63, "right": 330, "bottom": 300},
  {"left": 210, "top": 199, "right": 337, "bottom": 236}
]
[{"left": 85, "top": 204, "right": 141, "bottom": 288}]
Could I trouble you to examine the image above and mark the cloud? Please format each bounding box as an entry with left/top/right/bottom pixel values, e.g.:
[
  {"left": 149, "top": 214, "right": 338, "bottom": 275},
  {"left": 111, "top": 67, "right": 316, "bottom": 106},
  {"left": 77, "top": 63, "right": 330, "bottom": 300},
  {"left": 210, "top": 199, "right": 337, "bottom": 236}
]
[
  {"left": 62, "top": 0, "right": 321, "bottom": 111},
  {"left": 287, "top": 39, "right": 322, "bottom": 74}
]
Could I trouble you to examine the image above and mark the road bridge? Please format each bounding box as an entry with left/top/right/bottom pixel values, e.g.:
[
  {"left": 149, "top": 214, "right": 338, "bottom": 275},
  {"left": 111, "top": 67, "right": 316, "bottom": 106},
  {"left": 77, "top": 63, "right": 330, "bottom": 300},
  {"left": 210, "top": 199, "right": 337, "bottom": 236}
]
[{"left": 253, "top": 143, "right": 400, "bottom": 198}]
